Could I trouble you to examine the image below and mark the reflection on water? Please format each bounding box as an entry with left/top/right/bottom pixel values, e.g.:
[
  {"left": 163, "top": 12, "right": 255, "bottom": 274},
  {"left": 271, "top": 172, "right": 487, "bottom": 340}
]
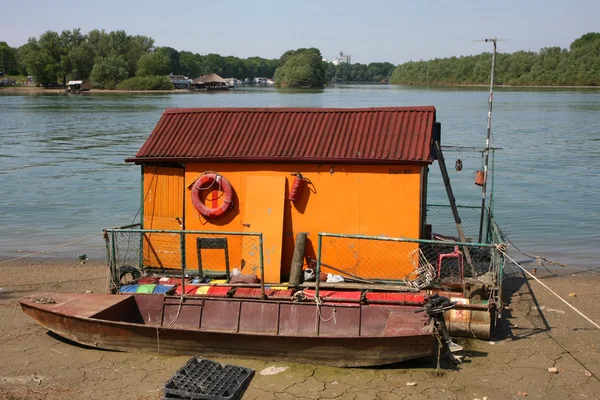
[{"left": 1, "top": 86, "right": 599, "bottom": 266}]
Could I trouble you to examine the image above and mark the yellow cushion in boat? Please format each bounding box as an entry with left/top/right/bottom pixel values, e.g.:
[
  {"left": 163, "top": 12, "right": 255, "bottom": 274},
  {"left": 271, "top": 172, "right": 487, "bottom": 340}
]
[{"left": 195, "top": 286, "right": 210, "bottom": 295}]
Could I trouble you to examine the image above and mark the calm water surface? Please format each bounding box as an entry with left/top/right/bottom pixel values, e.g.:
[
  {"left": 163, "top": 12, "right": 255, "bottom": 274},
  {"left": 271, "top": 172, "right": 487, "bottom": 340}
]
[{"left": 1, "top": 85, "right": 599, "bottom": 265}]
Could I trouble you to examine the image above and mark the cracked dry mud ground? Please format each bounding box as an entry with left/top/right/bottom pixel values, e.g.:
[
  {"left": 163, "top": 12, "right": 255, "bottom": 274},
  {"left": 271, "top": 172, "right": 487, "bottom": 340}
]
[{"left": 1, "top": 259, "right": 599, "bottom": 400}]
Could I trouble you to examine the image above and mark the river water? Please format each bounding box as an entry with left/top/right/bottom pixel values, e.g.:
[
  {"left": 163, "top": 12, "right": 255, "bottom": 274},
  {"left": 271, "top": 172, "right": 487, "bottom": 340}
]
[{"left": 1, "top": 85, "right": 599, "bottom": 266}]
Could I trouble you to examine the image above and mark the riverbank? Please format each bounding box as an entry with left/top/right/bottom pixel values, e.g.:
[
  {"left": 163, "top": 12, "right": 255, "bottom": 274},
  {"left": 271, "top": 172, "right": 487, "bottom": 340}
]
[
  {"left": 1, "top": 258, "right": 599, "bottom": 399},
  {"left": 389, "top": 82, "right": 600, "bottom": 89},
  {"left": 3, "top": 83, "right": 600, "bottom": 95},
  {"left": 0, "top": 86, "right": 191, "bottom": 94}
]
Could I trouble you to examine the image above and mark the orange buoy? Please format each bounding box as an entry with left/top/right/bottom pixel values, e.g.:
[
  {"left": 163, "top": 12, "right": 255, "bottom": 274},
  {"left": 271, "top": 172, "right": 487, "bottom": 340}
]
[
  {"left": 191, "top": 173, "right": 234, "bottom": 219},
  {"left": 475, "top": 170, "right": 485, "bottom": 186}
]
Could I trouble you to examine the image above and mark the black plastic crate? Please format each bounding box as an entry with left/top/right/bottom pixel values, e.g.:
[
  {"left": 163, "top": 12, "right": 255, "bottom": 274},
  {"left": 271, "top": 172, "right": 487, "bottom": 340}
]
[{"left": 163, "top": 357, "right": 255, "bottom": 400}]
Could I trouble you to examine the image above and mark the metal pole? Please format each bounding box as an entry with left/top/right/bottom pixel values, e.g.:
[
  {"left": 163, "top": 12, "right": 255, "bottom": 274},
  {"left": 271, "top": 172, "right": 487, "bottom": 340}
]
[
  {"left": 315, "top": 234, "right": 323, "bottom": 300},
  {"left": 180, "top": 232, "right": 186, "bottom": 295},
  {"left": 110, "top": 230, "right": 117, "bottom": 289},
  {"left": 478, "top": 38, "right": 496, "bottom": 243},
  {"left": 487, "top": 149, "right": 496, "bottom": 242},
  {"left": 259, "top": 234, "right": 266, "bottom": 299},
  {"left": 433, "top": 141, "right": 476, "bottom": 276}
]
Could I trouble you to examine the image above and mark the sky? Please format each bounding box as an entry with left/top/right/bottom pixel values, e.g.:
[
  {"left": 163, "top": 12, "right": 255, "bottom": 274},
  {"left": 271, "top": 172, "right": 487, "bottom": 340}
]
[{"left": 2, "top": 0, "right": 599, "bottom": 64}]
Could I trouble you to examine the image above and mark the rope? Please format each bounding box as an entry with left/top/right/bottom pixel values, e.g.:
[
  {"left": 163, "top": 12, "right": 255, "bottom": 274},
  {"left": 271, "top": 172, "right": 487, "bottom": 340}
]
[
  {"left": 0, "top": 233, "right": 99, "bottom": 265},
  {"left": 169, "top": 295, "right": 186, "bottom": 327},
  {"left": 291, "top": 290, "right": 306, "bottom": 302},
  {"left": 433, "top": 325, "right": 443, "bottom": 372},
  {"left": 499, "top": 249, "right": 600, "bottom": 331},
  {"left": 496, "top": 225, "right": 599, "bottom": 275},
  {"left": 131, "top": 172, "right": 156, "bottom": 224},
  {"left": 155, "top": 326, "right": 161, "bottom": 359},
  {"left": 315, "top": 296, "right": 337, "bottom": 323}
]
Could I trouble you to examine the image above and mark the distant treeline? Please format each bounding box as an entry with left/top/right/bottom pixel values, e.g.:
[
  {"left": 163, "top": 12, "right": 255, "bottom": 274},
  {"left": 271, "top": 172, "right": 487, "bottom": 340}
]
[
  {"left": 325, "top": 62, "right": 396, "bottom": 83},
  {"left": 0, "top": 29, "right": 280, "bottom": 89},
  {"left": 0, "top": 29, "right": 395, "bottom": 89},
  {"left": 390, "top": 33, "right": 600, "bottom": 86},
  {"left": 2, "top": 30, "right": 599, "bottom": 89}
]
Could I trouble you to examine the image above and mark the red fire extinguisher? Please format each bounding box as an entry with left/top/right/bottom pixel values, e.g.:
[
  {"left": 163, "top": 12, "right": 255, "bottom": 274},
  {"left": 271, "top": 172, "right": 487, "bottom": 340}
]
[{"left": 288, "top": 172, "right": 307, "bottom": 202}]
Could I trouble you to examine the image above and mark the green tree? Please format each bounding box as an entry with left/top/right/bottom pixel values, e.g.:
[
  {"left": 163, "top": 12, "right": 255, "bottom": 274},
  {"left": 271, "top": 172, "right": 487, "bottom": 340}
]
[
  {"left": 90, "top": 55, "right": 129, "bottom": 89},
  {"left": 274, "top": 48, "right": 326, "bottom": 88},
  {"left": 86, "top": 29, "right": 109, "bottom": 59},
  {"left": 179, "top": 51, "right": 202, "bottom": 78},
  {"left": 390, "top": 32, "right": 600, "bottom": 87},
  {"left": 20, "top": 35, "right": 61, "bottom": 86},
  {"left": 136, "top": 51, "right": 171, "bottom": 77},
  {"left": 124, "top": 35, "right": 155, "bottom": 77},
  {"left": 68, "top": 41, "right": 95, "bottom": 79},
  {"left": 57, "top": 28, "right": 85, "bottom": 84},
  {"left": 156, "top": 47, "right": 182, "bottom": 75},
  {"left": 0, "top": 42, "right": 19, "bottom": 75}
]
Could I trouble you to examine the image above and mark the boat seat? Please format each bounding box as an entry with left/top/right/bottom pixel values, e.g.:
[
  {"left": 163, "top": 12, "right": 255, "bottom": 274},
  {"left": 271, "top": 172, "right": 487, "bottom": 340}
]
[{"left": 196, "top": 237, "right": 230, "bottom": 279}]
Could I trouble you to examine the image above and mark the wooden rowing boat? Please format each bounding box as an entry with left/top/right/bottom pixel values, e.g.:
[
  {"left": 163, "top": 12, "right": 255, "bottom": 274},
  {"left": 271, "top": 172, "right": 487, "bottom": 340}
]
[{"left": 21, "top": 292, "right": 435, "bottom": 367}]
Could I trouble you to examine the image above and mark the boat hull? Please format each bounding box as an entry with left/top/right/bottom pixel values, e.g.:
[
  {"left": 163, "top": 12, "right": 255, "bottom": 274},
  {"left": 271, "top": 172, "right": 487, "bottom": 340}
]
[{"left": 20, "top": 293, "right": 435, "bottom": 367}]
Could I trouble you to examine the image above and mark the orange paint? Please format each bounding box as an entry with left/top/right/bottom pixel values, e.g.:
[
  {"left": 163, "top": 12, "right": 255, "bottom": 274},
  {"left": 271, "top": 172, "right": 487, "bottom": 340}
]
[
  {"left": 142, "top": 163, "right": 426, "bottom": 282},
  {"left": 180, "top": 163, "right": 423, "bottom": 281},
  {"left": 142, "top": 166, "right": 184, "bottom": 269}
]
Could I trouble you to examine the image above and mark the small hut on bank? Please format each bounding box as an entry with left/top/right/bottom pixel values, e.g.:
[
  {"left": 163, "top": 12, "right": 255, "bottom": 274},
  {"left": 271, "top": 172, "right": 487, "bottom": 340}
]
[
  {"left": 191, "top": 73, "right": 230, "bottom": 91},
  {"left": 66, "top": 80, "right": 91, "bottom": 93}
]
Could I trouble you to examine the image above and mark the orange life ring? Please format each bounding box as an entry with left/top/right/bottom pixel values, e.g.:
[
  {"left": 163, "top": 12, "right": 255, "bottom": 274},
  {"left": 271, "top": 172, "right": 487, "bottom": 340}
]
[{"left": 191, "top": 173, "right": 234, "bottom": 219}]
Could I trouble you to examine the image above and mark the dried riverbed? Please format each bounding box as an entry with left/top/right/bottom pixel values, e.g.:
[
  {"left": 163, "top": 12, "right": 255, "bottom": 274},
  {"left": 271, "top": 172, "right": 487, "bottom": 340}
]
[{"left": 1, "top": 259, "right": 599, "bottom": 399}]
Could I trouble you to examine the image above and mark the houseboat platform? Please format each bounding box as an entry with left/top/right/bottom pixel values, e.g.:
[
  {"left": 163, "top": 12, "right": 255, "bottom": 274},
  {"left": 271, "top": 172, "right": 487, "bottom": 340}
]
[{"left": 22, "top": 106, "right": 506, "bottom": 367}]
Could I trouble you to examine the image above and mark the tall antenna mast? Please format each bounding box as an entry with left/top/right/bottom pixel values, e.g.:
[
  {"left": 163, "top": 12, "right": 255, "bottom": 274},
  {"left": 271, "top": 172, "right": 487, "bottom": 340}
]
[{"left": 477, "top": 37, "right": 497, "bottom": 243}]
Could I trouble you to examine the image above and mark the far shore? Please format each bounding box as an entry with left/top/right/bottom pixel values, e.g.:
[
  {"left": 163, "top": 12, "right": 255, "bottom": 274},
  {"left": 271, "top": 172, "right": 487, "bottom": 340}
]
[{"left": 2, "top": 82, "right": 600, "bottom": 95}]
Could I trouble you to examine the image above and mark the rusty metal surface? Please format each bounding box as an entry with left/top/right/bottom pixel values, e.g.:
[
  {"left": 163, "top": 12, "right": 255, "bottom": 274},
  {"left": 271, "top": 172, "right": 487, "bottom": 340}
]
[
  {"left": 318, "top": 306, "right": 360, "bottom": 337},
  {"left": 445, "top": 307, "right": 492, "bottom": 340},
  {"left": 279, "top": 303, "right": 318, "bottom": 336},
  {"left": 163, "top": 297, "right": 203, "bottom": 329},
  {"left": 200, "top": 299, "right": 241, "bottom": 331},
  {"left": 239, "top": 302, "right": 279, "bottom": 334},
  {"left": 20, "top": 296, "right": 435, "bottom": 367},
  {"left": 22, "top": 291, "right": 490, "bottom": 341},
  {"left": 128, "top": 107, "right": 437, "bottom": 165}
]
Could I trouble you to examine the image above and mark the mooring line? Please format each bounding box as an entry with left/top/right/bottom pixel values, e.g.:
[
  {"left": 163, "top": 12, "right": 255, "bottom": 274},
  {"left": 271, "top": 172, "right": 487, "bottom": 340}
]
[
  {"left": 500, "top": 249, "right": 600, "bottom": 331},
  {"left": 496, "top": 225, "right": 600, "bottom": 275},
  {"left": 0, "top": 233, "right": 99, "bottom": 265}
]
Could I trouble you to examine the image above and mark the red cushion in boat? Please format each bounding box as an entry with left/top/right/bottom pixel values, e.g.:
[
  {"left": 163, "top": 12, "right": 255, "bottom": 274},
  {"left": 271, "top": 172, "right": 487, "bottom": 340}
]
[
  {"left": 207, "top": 286, "right": 230, "bottom": 297},
  {"left": 137, "top": 277, "right": 160, "bottom": 284},
  {"left": 233, "top": 288, "right": 263, "bottom": 298},
  {"left": 174, "top": 285, "right": 201, "bottom": 295},
  {"left": 270, "top": 289, "right": 293, "bottom": 298},
  {"left": 365, "top": 292, "right": 426, "bottom": 304},
  {"left": 302, "top": 290, "right": 362, "bottom": 301}
]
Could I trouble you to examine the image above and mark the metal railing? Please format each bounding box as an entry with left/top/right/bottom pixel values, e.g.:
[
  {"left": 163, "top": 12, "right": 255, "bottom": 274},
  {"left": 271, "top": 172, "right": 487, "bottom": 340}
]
[
  {"left": 104, "top": 226, "right": 264, "bottom": 295},
  {"left": 104, "top": 204, "right": 505, "bottom": 309}
]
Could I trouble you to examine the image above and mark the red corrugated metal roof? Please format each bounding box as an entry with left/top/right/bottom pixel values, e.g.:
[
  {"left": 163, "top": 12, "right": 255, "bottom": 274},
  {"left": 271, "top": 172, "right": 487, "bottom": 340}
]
[{"left": 127, "top": 107, "right": 437, "bottom": 165}]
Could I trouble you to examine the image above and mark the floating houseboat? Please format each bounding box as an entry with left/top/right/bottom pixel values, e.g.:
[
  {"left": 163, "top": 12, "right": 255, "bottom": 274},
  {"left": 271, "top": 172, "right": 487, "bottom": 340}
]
[{"left": 21, "top": 106, "right": 505, "bottom": 367}]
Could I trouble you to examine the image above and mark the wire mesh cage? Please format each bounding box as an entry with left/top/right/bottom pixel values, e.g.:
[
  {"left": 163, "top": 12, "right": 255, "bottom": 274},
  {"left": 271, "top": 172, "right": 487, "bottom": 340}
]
[
  {"left": 316, "top": 232, "right": 498, "bottom": 286},
  {"left": 104, "top": 227, "right": 264, "bottom": 289},
  {"left": 405, "top": 248, "right": 436, "bottom": 289}
]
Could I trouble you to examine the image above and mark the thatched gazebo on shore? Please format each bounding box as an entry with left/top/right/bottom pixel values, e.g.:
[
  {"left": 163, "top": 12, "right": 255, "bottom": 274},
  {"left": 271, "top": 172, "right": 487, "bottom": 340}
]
[{"left": 191, "top": 73, "right": 230, "bottom": 91}]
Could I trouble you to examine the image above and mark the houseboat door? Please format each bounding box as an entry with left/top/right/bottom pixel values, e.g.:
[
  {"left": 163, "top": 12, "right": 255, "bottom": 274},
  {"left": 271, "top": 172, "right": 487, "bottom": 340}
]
[
  {"left": 142, "top": 166, "right": 184, "bottom": 270},
  {"left": 243, "top": 175, "right": 286, "bottom": 283}
]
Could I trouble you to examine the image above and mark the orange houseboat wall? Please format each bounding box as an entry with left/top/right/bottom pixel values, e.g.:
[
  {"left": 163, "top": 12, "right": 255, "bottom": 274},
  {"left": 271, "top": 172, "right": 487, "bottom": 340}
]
[{"left": 142, "top": 163, "right": 426, "bottom": 283}]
